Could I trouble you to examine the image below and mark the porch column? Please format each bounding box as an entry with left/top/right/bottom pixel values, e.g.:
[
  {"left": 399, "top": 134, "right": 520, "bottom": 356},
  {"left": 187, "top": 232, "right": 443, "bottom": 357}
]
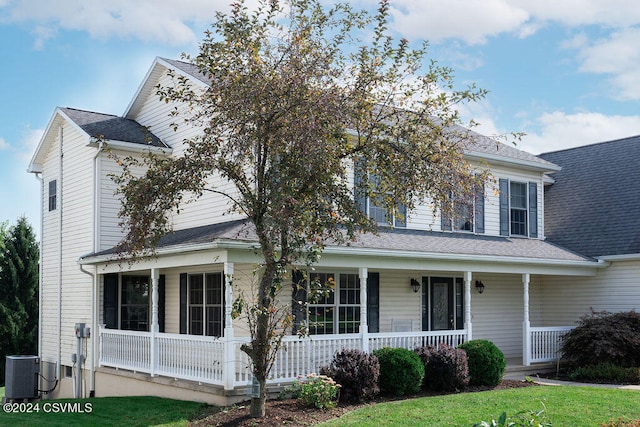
[
  {"left": 359, "top": 267, "right": 369, "bottom": 353},
  {"left": 150, "top": 268, "right": 160, "bottom": 377},
  {"left": 464, "top": 271, "right": 473, "bottom": 342},
  {"left": 223, "top": 262, "right": 235, "bottom": 390},
  {"left": 523, "top": 273, "right": 531, "bottom": 366}
]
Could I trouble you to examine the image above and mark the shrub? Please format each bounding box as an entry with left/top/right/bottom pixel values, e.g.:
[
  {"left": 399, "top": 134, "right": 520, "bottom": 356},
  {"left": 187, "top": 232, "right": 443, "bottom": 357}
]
[
  {"left": 414, "top": 344, "right": 469, "bottom": 391},
  {"left": 568, "top": 364, "right": 640, "bottom": 384},
  {"left": 561, "top": 310, "right": 640, "bottom": 369},
  {"left": 281, "top": 373, "right": 340, "bottom": 409},
  {"left": 320, "top": 349, "right": 380, "bottom": 403},
  {"left": 458, "top": 339, "right": 506, "bottom": 387},
  {"left": 373, "top": 347, "right": 424, "bottom": 396}
]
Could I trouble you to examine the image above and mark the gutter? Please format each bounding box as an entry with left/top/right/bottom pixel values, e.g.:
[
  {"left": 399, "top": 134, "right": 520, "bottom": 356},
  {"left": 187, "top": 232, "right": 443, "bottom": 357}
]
[{"left": 599, "top": 253, "right": 640, "bottom": 262}]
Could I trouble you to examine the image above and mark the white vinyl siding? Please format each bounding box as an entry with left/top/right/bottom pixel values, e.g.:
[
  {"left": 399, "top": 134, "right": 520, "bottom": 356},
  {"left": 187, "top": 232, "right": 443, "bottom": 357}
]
[{"left": 539, "top": 260, "right": 640, "bottom": 325}]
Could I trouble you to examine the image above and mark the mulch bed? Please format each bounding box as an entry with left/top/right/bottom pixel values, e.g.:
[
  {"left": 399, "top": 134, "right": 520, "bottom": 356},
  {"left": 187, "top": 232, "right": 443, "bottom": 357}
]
[{"left": 190, "top": 379, "right": 538, "bottom": 426}]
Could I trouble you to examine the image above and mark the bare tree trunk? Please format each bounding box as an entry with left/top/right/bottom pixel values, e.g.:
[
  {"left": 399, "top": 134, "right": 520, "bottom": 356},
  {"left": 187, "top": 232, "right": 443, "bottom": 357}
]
[{"left": 249, "top": 244, "right": 276, "bottom": 418}]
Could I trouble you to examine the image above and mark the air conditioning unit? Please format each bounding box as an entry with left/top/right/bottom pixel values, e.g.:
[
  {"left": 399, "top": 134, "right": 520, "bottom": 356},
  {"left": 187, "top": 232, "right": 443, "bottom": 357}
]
[{"left": 5, "top": 355, "right": 40, "bottom": 400}]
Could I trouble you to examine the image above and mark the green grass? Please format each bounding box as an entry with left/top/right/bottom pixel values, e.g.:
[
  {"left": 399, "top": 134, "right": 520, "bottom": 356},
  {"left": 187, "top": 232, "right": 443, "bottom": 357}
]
[
  {"left": 0, "top": 395, "right": 211, "bottom": 427},
  {"left": 320, "top": 386, "right": 640, "bottom": 426}
]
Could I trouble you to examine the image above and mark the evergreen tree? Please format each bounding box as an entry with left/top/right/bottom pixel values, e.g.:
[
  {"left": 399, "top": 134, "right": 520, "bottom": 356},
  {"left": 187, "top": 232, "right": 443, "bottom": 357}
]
[{"left": 0, "top": 217, "right": 39, "bottom": 385}]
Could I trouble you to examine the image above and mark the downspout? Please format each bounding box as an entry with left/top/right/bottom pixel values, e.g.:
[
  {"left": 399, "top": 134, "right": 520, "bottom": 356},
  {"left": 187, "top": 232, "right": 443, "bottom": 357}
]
[
  {"left": 57, "top": 125, "right": 63, "bottom": 383},
  {"left": 34, "top": 172, "right": 44, "bottom": 388},
  {"left": 81, "top": 139, "right": 104, "bottom": 398}
]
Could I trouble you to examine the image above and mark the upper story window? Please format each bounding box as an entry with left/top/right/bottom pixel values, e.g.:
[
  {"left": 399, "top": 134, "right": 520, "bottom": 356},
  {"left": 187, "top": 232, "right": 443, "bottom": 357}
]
[
  {"left": 499, "top": 178, "right": 538, "bottom": 238},
  {"left": 441, "top": 184, "right": 485, "bottom": 234},
  {"left": 354, "top": 161, "right": 406, "bottom": 228},
  {"left": 48, "top": 180, "right": 57, "bottom": 211}
]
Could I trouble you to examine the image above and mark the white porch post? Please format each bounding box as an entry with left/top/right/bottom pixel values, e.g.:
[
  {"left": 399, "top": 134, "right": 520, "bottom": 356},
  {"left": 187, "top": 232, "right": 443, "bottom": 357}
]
[
  {"left": 359, "top": 267, "right": 369, "bottom": 353},
  {"left": 223, "top": 262, "right": 235, "bottom": 390},
  {"left": 464, "top": 271, "right": 473, "bottom": 342},
  {"left": 523, "top": 273, "right": 531, "bottom": 366},
  {"left": 150, "top": 268, "right": 160, "bottom": 377}
]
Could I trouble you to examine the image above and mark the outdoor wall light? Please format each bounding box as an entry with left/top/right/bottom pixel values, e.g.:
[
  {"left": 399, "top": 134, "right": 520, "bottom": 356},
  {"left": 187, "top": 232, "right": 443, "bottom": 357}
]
[
  {"left": 475, "top": 280, "right": 485, "bottom": 294},
  {"left": 410, "top": 278, "right": 420, "bottom": 293}
]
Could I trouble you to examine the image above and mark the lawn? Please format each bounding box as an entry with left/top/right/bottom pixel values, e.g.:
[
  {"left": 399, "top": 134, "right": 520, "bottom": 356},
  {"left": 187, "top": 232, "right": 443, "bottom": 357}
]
[
  {"left": 1, "top": 386, "right": 638, "bottom": 426},
  {"left": 320, "top": 386, "right": 640, "bottom": 426},
  {"left": 0, "top": 395, "right": 211, "bottom": 427}
]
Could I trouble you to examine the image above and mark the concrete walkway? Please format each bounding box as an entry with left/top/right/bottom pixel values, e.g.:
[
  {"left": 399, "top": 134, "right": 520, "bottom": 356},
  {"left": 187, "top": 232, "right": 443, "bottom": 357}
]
[{"left": 504, "top": 372, "right": 640, "bottom": 391}]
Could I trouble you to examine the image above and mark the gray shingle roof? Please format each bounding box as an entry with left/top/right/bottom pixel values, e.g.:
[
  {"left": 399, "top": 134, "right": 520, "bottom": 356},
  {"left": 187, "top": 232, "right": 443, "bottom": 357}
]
[
  {"left": 61, "top": 107, "right": 167, "bottom": 148},
  {"left": 158, "top": 58, "right": 556, "bottom": 171},
  {"left": 160, "top": 58, "right": 210, "bottom": 85},
  {"left": 540, "top": 136, "right": 640, "bottom": 257},
  {"left": 88, "top": 219, "right": 592, "bottom": 263}
]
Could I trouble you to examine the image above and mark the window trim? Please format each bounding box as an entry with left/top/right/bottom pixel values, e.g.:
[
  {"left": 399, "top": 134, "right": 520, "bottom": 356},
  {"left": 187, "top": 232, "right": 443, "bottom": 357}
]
[
  {"left": 48, "top": 179, "right": 57, "bottom": 211},
  {"left": 307, "top": 272, "right": 361, "bottom": 335},
  {"left": 509, "top": 181, "right": 529, "bottom": 237},
  {"left": 119, "top": 274, "right": 150, "bottom": 331},
  {"left": 187, "top": 272, "right": 224, "bottom": 337}
]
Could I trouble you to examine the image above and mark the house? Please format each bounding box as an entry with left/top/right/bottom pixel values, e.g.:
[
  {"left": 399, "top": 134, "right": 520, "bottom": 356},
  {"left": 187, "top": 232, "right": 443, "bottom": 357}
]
[{"left": 28, "top": 57, "right": 616, "bottom": 405}]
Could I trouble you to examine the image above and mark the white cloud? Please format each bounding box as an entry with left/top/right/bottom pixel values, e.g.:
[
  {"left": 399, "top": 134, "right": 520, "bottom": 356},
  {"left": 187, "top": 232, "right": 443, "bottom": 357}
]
[
  {"left": 570, "top": 27, "right": 640, "bottom": 101},
  {"left": 513, "top": 0, "right": 640, "bottom": 28},
  {"left": 0, "top": 0, "right": 235, "bottom": 47},
  {"left": 519, "top": 111, "right": 640, "bottom": 154},
  {"left": 0, "top": 137, "right": 9, "bottom": 150},
  {"left": 18, "top": 128, "right": 44, "bottom": 163},
  {"left": 388, "top": 0, "right": 529, "bottom": 45}
]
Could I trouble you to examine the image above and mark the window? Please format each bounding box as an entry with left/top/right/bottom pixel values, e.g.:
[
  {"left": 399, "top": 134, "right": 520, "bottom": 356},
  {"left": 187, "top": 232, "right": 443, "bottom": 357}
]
[
  {"left": 510, "top": 182, "right": 528, "bottom": 236},
  {"left": 308, "top": 272, "right": 360, "bottom": 335},
  {"left": 48, "top": 180, "right": 57, "bottom": 211},
  {"left": 120, "top": 275, "right": 149, "bottom": 331},
  {"left": 188, "top": 273, "right": 223, "bottom": 337},
  {"left": 441, "top": 184, "right": 485, "bottom": 234},
  {"left": 421, "top": 277, "right": 464, "bottom": 331},
  {"left": 499, "top": 179, "right": 538, "bottom": 238},
  {"left": 354, "top": 163, "right": 406, "bottom": 228}
]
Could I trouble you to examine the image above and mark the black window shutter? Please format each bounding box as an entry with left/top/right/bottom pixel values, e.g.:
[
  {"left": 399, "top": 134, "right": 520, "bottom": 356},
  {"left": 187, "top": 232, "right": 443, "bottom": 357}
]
[
  {"left": 529, "top": 182, "right": 538, "bottom": 238},
  {"left": 179, "top": 273, "right": 187, "bottom": 334},
  {"left": 103, "top": 273, "right": 118, "bottom": 329},
  {"left": 499, "top": 178, "right": 510, "bottom": 236},
  {"left": 354, "top": 158, "right": 367, "bottom": 214},
  {"left": 441, "top": 208, "right": 452, "bottom": 231},
  {"left": 366, "top": 272, "right": 380, "bottom": 333},
  {"left": 158, "top": 275, "right": 165, "bottom": 333},
  {"left": 222, "top": 273, "right": 226, "bottom": 330},
  {"left": 475, "top": 183, "right": 485, "bottom": 234},
  {"left": 291, "top": 269, "right": 307, "bottom": 334}
]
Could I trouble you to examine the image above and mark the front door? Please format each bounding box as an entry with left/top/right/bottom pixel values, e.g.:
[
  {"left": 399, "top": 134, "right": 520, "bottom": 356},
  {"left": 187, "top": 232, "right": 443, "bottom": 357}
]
[{"left": 422, "top": 276, "right": 463, "bottom": 331}]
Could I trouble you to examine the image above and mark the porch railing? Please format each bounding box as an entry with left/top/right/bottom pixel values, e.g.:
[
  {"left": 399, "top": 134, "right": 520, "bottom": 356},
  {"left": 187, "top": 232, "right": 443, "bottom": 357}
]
[
  {"left": 99, "top": 327, "right": 467, "bottom": 389},
  {"left": 528, "top": 326, "right": 573, "bottom": 364}
]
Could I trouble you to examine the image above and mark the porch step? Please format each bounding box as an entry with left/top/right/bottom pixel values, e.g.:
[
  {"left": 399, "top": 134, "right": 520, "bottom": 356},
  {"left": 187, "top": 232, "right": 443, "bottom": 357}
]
[{"left": 504, "top": 361, "right": 557, "bottom": 379}]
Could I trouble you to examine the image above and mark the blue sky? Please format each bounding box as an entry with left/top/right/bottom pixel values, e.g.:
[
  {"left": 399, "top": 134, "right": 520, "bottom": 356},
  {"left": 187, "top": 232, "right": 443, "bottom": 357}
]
[{"left": 1, "top": 0, "right": 640, "bottom": 236}]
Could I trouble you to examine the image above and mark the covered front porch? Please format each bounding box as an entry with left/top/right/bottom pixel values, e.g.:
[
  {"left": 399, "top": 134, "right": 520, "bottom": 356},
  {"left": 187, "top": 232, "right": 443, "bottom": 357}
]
[
  {"left": 81, "top": 223, "right": 603, "bottom": 397},
  {"left": 96, "top": 263, "right": 573, "bottom": 391}
]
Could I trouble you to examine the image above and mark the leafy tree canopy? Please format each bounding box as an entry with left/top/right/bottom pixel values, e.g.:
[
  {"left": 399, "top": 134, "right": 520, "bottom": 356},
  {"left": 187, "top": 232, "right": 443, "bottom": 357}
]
[{"left": 111, "top": 0, "right": 487, "bottom": 417}]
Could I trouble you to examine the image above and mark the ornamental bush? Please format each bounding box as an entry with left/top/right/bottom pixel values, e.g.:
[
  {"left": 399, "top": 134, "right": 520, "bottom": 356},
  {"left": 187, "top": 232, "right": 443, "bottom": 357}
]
[
  {"left": 373, "top": 347, "right": 424, "bottom": 396},
  {"left": 415, "top": 344, "right": 470, "bottom": 391},
  {"left": 282, "top": 373, "right": 340, "bottom": 409},
  {"left": 320, "top": 349, "right": 380, "bottom": 403},
  {"left": 561, "top": 310, "right": 640, "bottom": 369},
  {"left": 458, "top": 339, "right": 506, "bottom": 387},
  {"left": 568, "top": 363, "right": 640, "bottom": 384}
]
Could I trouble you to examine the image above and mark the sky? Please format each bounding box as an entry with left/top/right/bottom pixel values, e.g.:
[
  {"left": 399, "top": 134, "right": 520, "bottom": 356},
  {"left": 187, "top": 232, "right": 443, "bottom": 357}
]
[{"left": 1, "top": 0, "right": 640, "bottom": 236}]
